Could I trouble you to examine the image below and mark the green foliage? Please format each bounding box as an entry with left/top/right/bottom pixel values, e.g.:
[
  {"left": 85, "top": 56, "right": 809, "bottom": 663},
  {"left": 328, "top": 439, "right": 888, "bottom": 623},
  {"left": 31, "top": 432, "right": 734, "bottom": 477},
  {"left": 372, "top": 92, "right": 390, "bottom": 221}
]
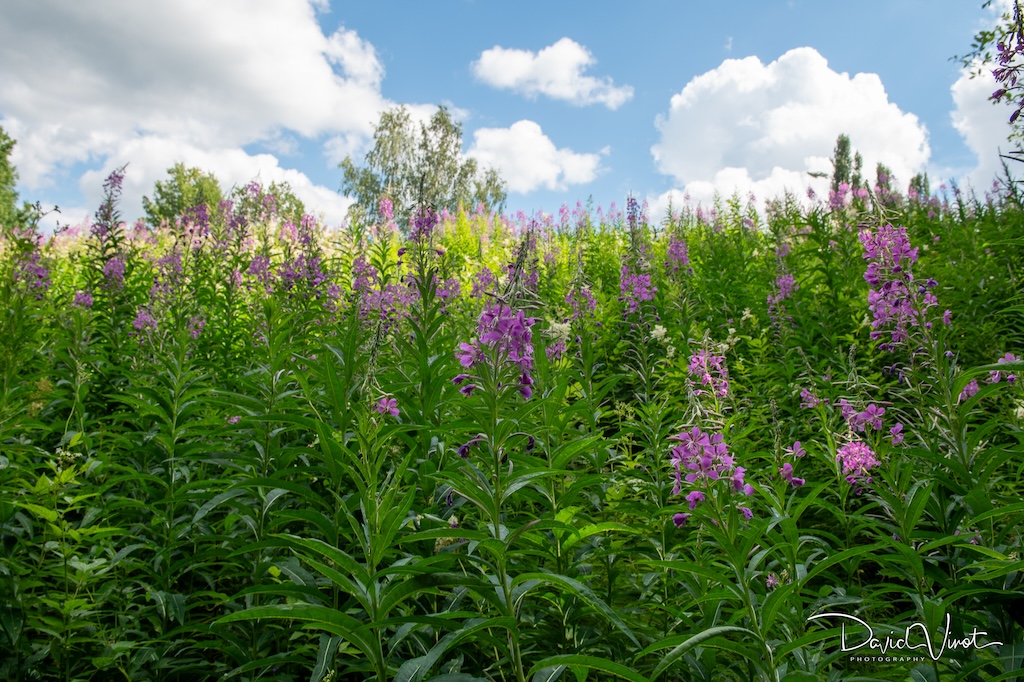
[
  {"left": 340, "top": 106, "right": 507, "bottom": 228},
  {"left": 1, "top": 165, "right": 1023, "bottom": 681},
  {"left": 142, "top": 162, "right": 224, "bottom": 227},
  {"left": 829, "top": 134, "right": 851, "bottom": 195},
  {"left": 0, "top": 125, "right": 19, "bottom": 229}
]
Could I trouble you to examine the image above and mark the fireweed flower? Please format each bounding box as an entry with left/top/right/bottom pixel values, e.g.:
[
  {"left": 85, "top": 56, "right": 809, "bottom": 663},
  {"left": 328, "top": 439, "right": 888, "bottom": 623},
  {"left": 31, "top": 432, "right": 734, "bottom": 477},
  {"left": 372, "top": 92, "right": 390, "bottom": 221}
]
[
  {"left": 665, "top": 236, "right": 691, "bottom": 275},
  {"left": 799, "top": 388, "right": 821, "bottom": 409},
  {"left": 836, "top": 440, "right": 880, "bottom": 489},
  {"left": 376, "top": 397, "right": 399, "bottom": 417},
  {"left": 857, "top": 404, "right": 886, "bottom": 431},
  {"left": 959, "top": 379, "right": 980, "bottom": 402},
  {"left": 989, "top": 352, "right": 1019, "bottom": 384},
  {"left": 13, "top": 249, "right": 50, "bottom": 297},
  {"left": 188, "top": 316, "right": 205, "bottom": 340},
  {"left": 566, "top": 285, "right": 597, "bottom": 320},
  {"left": 411, "top": 207, "right": 439, "bottom": 243},
  {"left": 457, "top": 434, "right": 486, "bottom": 458},
  {"left": 73, "top": 291, "right": 94, "bottom": 309},
  {"left": 619, "top": 265, "right": 655, "bottom": 315},
  {"left": 767, "top": 272, "right": 797, "bottom": 328},
  {"left": 779, "top": 462, "right": 805, "bottom": 488},
  {"left": 688, "top": 349, "right": 729, "bottom": 398},
  {"left": 102, "top": 257, "right": 126, "bottom": 289},
  {"left": 471, "top": 267, "right": 496, "bottom": 298},
  {"left": 455, "top": 303, "right": 537, "bottom": 399},
  {"left": 132, "top": 307, "right": 158, "bottom": 335},
  {"left": 829, "top": 182, "right": 851, "bottom": 210},
  {"left": 889, "top": 423, "right": 905, "bottom": 446},
  {"left": 860, "top": 223, "right": 942, "bottom": 350},
  {"left": 669, "top": 426, "right": 754, "bottom": 516}
]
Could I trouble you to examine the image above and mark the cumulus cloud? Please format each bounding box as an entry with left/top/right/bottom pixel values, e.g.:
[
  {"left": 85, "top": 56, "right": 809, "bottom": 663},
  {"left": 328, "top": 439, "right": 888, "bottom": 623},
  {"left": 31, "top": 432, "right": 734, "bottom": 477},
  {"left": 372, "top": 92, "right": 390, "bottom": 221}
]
[
  {"left": 0, "top": 0, "right": 394, "bottom": 224},
  {"left": 951, "top": 66, "right": 1017, "bottom": 190},
  {"left": 472, "top": 38, "right": 633, "bottom": 109},
  {"left": 650, "top": 47, "right": 930, "bottom": 209},
  {"left": 467, "top": 120, "right": 605, "bottom": 193}
]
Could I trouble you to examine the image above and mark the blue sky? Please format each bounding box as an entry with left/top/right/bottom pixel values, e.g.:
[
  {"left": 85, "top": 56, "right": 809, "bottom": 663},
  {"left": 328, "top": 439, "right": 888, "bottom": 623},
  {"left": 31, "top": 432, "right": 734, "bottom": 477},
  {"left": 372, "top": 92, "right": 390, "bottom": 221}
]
[{"left": 0, "top": 0, "right": 1016, "bottom": 230}]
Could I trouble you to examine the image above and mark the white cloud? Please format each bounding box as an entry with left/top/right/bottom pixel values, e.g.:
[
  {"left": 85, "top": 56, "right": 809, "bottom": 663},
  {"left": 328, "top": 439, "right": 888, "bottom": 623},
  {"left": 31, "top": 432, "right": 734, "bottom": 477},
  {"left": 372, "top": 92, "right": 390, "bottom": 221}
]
[
  {"left": 0, "top": 0, "right": 397, "bottom": 224},
  {"left": 950, "top": 66, "right": 1018, "bottom": 191},
  {"left": 472, "top": 38, "right": 633, "bottom": 109},
  {"left": 650, "top": 47, "right": 930, "bottom": 207},
  {"left": 467, "top": 120, "right": 604, "bottom": 193}
]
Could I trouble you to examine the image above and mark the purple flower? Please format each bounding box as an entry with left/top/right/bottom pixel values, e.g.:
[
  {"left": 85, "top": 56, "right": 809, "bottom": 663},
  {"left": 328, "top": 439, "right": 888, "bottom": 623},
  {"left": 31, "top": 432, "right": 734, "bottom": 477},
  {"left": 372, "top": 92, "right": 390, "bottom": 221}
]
[
  {"left": 799, "top": 388, "right": 820, "bottom": 409},
  {"left": 226, "top": 415, "right": 241, "bottom": 424},
  {"left": 858, "top": 404, "right": 886, "bottom": 431},
  {"left": 673, "top": 512, "right": 691, "bottom": 528},
  {"left": 774, "top": 273, "right": 796, "bottom": 300},
  {"left": 455, "top": 303, "right": 537, "bottom": 399},
  {"left": 686, "top": 490, "right": 705, "bottom": 510},
  {"left": 457, "top": 434, "right": 486, "bottom": 458},
  {"left": 959, "top": 379, "right": 979, "bottom": 403},
  {"left": 13, "top": 249, "right": 50, "bottom": 297},
  {"left": 889, "top": 423, "right": 905, "bottom": 446},
  {"left": 566, "top": 285, "right": 597, "bottom": 320},
  {"left": 619, "top": 265, "right": 656, "bottom": 315},
  {"left": 376, "top": 397, "right": 399, "bottom": 417},
  {"left": 665, "top": 237, "right": 690, "bottom": 274},
  {"left": 688, "top": 349, "right": 729, "bottom": 398},
  {"left": 837, "top": 440, "right": 880, "bottom": 488},
  {"left": 546, "top": 339, "right": 567, "bottom": 361},
  {"left": 471, "top": 267, "right": 496, "bottom": 298},
  {"left": 739, "top": 506, "right": 753, "bottom": 520},
  {"left": 859, "top": 224, "right": 940, "bottom": 350},
  {"left": 766, "top": 573, "right": 780, "bottom": 589},
  {"left": 989, "top": 352, "right": 1019, "bottom": 384},
  {"left": 786, "top": 441, "right": 806, "bottom": 458},
  {"left": 780, "top": 462, "right": 805, "bottom": 488},
  {"left": 73, "top": 290, "right": 94, "bottom": 309},
  {"left": 411, "top": 206, "right": 438, "bottom": 242},
  {"left": 132, "top": 308, "right": 158, "bottom": 334},
  {"left": 102, "top": 257, "right": 126, "bottom": 289}
]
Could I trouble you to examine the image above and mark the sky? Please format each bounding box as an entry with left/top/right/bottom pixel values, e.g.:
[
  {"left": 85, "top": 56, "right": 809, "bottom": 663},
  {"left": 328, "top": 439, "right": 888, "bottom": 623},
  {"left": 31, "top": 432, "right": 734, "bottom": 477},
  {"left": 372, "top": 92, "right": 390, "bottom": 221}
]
[{"left": 0, "top": 0, "right": 1018, "bottom": 231}]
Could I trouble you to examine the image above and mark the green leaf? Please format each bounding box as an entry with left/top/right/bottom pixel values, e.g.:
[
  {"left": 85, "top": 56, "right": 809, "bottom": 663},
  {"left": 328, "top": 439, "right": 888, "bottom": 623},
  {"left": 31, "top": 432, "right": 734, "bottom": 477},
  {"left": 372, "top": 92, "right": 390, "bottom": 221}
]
[
  {"left": 515, "top": 572, "right": 639, "bottom": 646},
  {"left": 528, "top": 655, "right": 647, "bottom": 682},
  {"left": 638, "top": 626, "right": 753, "bottom": 681},
  {"left": 215, "top": 603, "right": 374, "bottom": 658}
]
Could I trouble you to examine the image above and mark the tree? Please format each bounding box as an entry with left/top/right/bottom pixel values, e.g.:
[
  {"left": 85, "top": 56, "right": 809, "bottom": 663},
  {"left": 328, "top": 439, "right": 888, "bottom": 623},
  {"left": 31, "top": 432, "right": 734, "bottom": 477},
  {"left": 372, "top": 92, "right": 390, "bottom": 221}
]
[
  {"left": 909, "top": 172, "right": 931, "bottom": 200},
  {"left": 830, "top": 133, "right": 853, "bottom": 194},
  {"left": 229, "top": 179, "right": 306, "bottom": 227},
  {"left": 852, "top": 152, "right": 864, "bottom": 191},
  {"left": 0, "top": 125, "right": 21, "bottom": 228},
  {"left": 142, "top": 163, "right": 224, "bottom": 227},
  {"left": 875, "top": 162, "right": 895, "bottom": 194},
  {"left": 340, "top": 105, "right": 507, "bottom": 227},
  {"left": 0, "top": 125, "right": 46, "bottom": 229}
]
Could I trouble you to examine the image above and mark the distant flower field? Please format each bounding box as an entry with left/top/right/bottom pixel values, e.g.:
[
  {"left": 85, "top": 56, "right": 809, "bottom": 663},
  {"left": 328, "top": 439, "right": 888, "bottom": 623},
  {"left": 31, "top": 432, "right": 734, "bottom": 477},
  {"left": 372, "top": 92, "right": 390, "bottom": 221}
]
[{"left": 1, "top": 170, "right": 1023, "bottom": 681}]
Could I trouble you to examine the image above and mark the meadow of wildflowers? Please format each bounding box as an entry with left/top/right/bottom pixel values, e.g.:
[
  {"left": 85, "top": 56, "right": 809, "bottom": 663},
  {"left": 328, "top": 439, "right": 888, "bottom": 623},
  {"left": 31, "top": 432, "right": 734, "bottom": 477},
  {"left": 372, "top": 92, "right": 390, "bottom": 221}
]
[{"left": 1, "top": 171, "right": 1023, "bottom": 681}]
